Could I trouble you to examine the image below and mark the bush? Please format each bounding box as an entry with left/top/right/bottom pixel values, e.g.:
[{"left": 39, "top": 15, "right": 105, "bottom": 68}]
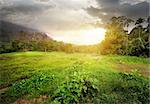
[
  {"left": 112, "top": 70, "right": 150, "bottom": 103},
  {"left": 1, "top": 72, "right": 57, "bottom": 104},
  {"left": 51, "top": 69, "right": 98, "bottom": 104}
]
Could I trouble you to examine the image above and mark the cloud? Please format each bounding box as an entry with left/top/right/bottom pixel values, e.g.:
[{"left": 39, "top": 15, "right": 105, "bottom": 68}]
[
  {"left": 86, "top": 0, "right": 149, "bottom": 27},
  {"left": 95, "top": 0, "right": 120, "bottom": 8},
  {"left": 1, "top": 0, "right": 149, "bottom": 30},
  {"left": 37, "top": 0, "right": 50, "bottom": 2},
  {"left": 0, "top": 0, "right": 98, "bottom": 31},
  {"left": 0, "top": 0, "right": 54, "bottom": 21},
  {"left": 120, "top": 0, "right": 148, "bottom": 5},
  {"left": 119, "top": 2, "right": 149, "bottom": 18}
]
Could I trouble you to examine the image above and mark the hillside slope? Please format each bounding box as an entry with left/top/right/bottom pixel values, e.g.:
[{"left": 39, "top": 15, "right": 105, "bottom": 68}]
[{"left": 0, "top": 21, "right": 51, "bottom": 42}]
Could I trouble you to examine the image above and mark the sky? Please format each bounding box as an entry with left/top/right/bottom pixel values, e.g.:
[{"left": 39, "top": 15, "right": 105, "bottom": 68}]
[{"left": 0, "top": 0, "right": 149, "bottom": 45}]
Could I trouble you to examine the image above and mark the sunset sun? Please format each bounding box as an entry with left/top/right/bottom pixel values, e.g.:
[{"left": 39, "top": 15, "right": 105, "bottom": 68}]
[
  {"left": 78, "top": 28, "right": 106, "bottom": 45},
  {"left": 51, "top": 28, "right": 106, "bottom": 45}
]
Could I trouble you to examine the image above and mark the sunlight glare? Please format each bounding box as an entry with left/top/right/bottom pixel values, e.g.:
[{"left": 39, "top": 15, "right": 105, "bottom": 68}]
[
  {"left": 78, "top": 28, "right": 106, "bottom": 45},
  {"left": 51, "top": 28, "right": 106, "bottom": 45}
]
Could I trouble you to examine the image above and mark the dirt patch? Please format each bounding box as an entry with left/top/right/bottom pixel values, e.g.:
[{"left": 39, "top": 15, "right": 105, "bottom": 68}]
[
  {"left": 0, "top": 57, "right": 11, "bottom": 60},
  {"left": 115, "top": 63, "right": 150, "bottom": 76},
  {"left": 12, "top": 95, "right": 49, "bottom": 104},
  {"left": 0, "top": 87, "right": 9, "bottom": 94},
  {"left": 12, "top": 99, "right": 30, "bottom": 104}
]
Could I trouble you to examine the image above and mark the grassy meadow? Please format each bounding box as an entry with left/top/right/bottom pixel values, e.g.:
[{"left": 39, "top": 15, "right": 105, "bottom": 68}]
[
  {"left": 0, "top": 1, "right": 149, "bottom": 103},
  {"left": 0, "top": 52, "right": 150, "bottom": 104}
]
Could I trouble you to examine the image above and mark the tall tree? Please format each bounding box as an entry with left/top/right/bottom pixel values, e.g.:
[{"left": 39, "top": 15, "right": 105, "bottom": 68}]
[
  {"left": 100, "top": 16, "right": 132, "bottom": 55},
  {"left": 128, "top": 17, "right": 149, "bottom": 57}
]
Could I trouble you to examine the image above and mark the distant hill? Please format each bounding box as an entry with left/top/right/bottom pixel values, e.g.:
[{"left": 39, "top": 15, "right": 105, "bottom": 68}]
[{"left": 0, "top": 20, "right": 51, "bottom": 42}]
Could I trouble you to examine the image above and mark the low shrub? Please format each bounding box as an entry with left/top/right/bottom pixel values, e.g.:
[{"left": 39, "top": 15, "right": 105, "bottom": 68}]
[
  {"left": 112, "top": 70, "right": 150, "bottom": 103},
  {"left": 1, "top": 72, "right": 57, "bottom": 104},
  {"left": 50, "top": 69, "right": 98, "bottom": 104}
]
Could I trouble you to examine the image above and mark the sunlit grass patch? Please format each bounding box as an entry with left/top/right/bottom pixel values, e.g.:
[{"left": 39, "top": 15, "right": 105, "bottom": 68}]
[{"left": 0, "top": 52, "right": 149, "bottom": 104}]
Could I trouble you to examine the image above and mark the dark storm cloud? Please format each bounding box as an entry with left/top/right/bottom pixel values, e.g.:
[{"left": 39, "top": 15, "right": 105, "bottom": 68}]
[
  {"left": 0, "top": 0, "right": 54, "bottom": 20},
  {"left": 120, "top": 2, "right": 149, "bottom": 18},
  {"left": 86, "top": 0, "right": 149, "bottom": 26},
  {"left": 1, "top": 5, "right": 51, "bottom": 17},
  {"left": 96, "top": 0, "right": 120, "bottom": 8}
]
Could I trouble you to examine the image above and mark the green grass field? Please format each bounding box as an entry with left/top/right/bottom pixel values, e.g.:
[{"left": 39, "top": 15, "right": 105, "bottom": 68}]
[{"left": 0, "top": 52, "right": 150, "bottom": 104}]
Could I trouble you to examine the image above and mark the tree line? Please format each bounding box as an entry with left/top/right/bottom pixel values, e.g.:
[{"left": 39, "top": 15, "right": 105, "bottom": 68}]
[
  {"left": 0, "top": 37, "right": 73, "bottom": 53},
  {"left": 0, "top": 16, "right": 149, "bottom": 57},
  {"left": 0, "top": 30, "right": 99, "bottom": 54}
]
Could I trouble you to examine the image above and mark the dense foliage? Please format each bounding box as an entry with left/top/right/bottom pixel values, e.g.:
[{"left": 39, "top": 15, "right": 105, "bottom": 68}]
[
  {"left": 100, "top": 16, "right": 150, "bottom": 57},
  {"left": 0, "top": 35, "right": 73, "bottom": 53}
]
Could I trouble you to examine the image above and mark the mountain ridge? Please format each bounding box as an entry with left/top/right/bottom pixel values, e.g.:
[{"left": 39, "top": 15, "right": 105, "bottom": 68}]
[{"left": 0, "top": 20, "right": 51, "bottom": 42}]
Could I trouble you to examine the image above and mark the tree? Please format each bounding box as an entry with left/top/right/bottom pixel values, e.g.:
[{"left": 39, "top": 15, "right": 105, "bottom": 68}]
[
  {"left": 100, "top": 16, "right": 132, "bottom": 55},
  {"left": 128, "top": 17, "right": 149, "bottom": 57},
  {"left": 99, "top": 16, "right": 149, "bottom": 57}
]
